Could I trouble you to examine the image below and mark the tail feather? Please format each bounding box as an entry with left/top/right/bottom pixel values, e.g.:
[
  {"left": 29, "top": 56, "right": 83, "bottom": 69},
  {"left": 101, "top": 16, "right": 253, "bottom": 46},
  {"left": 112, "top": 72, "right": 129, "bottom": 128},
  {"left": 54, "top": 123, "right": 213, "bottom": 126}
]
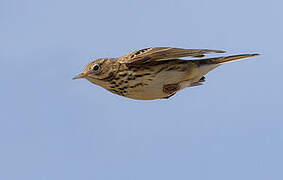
[
  {"left": 195, "top": 54, "right": 260, "bottom": 65},
  {"left": 190, "top": 53, "right": 259, "bottom": 82}
]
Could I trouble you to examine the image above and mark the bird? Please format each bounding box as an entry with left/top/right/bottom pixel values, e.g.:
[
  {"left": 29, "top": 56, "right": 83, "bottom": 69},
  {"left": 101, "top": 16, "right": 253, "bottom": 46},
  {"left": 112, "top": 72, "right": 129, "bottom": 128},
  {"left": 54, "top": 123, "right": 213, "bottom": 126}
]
[{"left": 73, "top": 47, "right": 259, "bottom": 100}]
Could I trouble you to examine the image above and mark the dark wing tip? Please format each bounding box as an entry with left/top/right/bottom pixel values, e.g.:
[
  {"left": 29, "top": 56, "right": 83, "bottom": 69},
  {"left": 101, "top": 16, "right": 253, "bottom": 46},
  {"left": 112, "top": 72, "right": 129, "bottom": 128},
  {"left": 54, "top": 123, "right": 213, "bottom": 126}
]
[
  {"left": 242, "top": 53, "right": 260, "bottom": 58},
  {"left": 251, "top": 53, "right": 260, "bottom": 56}
]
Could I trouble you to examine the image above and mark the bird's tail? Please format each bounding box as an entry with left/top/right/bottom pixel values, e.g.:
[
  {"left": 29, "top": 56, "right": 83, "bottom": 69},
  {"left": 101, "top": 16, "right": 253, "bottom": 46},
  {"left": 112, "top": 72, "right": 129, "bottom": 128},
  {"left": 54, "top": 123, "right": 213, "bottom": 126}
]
[
  {"left": 190, "top": 53, "right": 259, "bottom": 82},
  {"left": 195, "top": 54, "right": 260, "bottom": 66}
]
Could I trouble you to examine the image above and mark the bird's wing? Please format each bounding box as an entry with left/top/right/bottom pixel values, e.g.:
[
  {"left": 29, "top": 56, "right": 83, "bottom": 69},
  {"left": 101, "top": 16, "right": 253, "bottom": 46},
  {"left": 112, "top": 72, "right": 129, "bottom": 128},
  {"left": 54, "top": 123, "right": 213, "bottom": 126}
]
[{"left": 118, "top": 47, "right": 225, "bottom": 65}]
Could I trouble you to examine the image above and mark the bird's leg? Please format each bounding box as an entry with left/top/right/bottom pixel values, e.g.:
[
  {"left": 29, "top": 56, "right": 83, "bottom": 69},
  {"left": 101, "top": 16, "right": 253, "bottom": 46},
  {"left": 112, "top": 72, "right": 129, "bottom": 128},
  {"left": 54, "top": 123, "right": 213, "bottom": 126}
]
[
  {"left": 162, "top": 83, "right": 180, "bottom": 99},
  {"left": 163, "top": 83, "right": 180, "bottom": 94}
]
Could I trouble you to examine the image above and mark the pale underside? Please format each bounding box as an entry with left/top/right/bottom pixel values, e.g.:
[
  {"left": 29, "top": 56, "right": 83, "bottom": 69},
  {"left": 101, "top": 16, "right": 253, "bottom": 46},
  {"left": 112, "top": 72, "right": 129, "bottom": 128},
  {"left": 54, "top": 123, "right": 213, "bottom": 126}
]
[
  {"left": 87, "top": 61, "right": 219, "bottom": 100},
  {"left": 123, "top": 63, "right": 218, "bottom": 100}
]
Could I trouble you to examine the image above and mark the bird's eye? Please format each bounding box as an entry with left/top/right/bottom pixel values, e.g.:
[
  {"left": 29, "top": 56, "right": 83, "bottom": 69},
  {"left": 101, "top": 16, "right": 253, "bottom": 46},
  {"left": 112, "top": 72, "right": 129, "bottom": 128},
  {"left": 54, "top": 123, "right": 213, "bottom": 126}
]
[{"left": 93, "top": 65, "right": 100, "bottom": 71}]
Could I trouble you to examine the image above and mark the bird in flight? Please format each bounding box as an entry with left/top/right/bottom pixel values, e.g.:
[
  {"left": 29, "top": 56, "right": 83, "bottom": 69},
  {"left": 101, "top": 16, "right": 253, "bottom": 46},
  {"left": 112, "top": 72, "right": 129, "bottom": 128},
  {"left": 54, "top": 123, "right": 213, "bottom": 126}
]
[{"left": 73, "top": 47, "right": 259, "bottom": 100}]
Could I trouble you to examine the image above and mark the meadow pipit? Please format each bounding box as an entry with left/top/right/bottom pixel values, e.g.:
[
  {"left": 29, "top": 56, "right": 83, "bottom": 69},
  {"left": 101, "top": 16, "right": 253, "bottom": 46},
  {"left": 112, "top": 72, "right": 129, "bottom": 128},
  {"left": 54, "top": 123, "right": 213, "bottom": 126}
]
[{"left": 73, "top": 47, "right": 259, "bottom": 100}]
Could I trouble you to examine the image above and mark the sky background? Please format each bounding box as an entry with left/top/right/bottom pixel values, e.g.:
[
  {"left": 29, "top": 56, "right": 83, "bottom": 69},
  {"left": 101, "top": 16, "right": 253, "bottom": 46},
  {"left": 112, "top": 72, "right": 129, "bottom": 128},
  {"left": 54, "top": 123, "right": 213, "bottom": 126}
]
[{"left": 1, "top": 0, "right": 282, "bottom": 179}]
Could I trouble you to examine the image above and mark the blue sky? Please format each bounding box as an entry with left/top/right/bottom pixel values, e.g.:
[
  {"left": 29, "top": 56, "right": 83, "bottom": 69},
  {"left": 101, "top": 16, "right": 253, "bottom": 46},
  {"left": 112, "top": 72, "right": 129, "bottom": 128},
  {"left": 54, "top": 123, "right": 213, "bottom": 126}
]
[{"left": 1, "top": 0, "right": 282, "bottom": 179}]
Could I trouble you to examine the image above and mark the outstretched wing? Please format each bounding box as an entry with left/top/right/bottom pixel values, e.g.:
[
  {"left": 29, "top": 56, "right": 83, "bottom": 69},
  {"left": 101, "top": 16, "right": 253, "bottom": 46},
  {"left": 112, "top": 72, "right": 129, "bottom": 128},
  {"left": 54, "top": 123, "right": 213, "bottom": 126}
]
[{"left": 118, "top": 47, "right": 225, "bottom": 65}]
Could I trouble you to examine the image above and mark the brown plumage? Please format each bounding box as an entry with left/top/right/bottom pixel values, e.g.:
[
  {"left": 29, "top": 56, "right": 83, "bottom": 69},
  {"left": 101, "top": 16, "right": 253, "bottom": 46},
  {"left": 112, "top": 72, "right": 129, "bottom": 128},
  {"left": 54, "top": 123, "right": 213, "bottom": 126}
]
[{"left": 73, "top": 47, "right": 259, "bottom": 100}]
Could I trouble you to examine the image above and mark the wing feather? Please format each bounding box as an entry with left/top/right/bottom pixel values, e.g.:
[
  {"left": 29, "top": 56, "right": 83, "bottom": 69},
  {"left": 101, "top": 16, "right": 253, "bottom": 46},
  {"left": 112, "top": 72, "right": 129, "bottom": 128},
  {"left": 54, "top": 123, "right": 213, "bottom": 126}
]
[{"left": 118, "top": 47, "right": 225, "bottom": 64}]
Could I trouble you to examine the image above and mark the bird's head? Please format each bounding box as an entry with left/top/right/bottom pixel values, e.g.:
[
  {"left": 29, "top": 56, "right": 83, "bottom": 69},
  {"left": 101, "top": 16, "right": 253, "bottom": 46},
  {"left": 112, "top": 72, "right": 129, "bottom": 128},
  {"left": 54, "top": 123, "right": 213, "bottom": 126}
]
[{"left": 73, "top": 58, "right": 119, "bottom": 84}]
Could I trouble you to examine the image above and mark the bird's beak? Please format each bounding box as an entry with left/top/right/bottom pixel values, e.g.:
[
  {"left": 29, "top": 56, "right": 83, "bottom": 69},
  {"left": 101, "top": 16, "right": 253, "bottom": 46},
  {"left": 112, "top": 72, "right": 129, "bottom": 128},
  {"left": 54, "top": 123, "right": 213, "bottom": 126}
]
[{"left": 72, "top": 73, "right": 88, "bottom": 80}]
